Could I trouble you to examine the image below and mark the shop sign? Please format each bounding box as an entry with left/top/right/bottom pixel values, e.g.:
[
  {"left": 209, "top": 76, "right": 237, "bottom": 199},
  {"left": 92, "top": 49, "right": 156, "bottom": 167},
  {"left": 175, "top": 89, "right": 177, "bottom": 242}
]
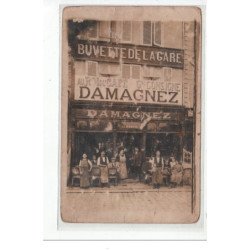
[
  {"left": 72, "top": 40, "right": 184, "bottom": 69},
  {"left": 75, "top": 76, "right": 182, "bottom": 105},
  {"left": 74, "top": 109, "right": 182, "bottom": 121}
]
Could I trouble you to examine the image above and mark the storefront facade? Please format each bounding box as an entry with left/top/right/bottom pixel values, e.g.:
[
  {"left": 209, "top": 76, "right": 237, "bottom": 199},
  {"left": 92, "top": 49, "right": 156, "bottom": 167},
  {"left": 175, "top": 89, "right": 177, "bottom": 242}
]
[{"left": 67, "top": 19, "right": 195, "bottom": 183}]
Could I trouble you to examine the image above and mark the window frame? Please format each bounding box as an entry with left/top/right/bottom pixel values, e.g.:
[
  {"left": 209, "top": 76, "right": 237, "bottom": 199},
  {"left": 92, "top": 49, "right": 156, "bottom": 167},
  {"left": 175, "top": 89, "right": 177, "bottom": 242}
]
[
  {"left": 121, "top": 21, "right": 133, "bottom": 43},
  {"left": 153, "top": 21, "right": 162, "bottom": 47},
  {"left": 87, "top": 61, "right": 98, "bottom": 76},
  {"left": 86, "top": 21, "right": 99, "bottom": 40},
  {"left": 131, "top": 64, "right": 141, "bottom": 80},
  {"left": 121, "top": 64, "right": 141, "bottom": 80},
  {"left": 142, "top": 21, "right": 153, "bottom": 46}
]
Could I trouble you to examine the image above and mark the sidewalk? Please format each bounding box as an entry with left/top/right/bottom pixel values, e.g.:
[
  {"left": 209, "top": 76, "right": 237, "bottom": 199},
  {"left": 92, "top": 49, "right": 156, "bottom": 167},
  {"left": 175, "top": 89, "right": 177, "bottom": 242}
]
[{"left": 67, "top": 178, "right": 192, "bottom": 193}]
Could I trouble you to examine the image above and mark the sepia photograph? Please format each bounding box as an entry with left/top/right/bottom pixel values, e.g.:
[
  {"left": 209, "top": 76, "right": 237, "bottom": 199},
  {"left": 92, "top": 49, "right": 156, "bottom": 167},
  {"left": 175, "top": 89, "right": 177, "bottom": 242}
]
[{"left": 60, "top": 6, "right": 202, "bottom": 223}]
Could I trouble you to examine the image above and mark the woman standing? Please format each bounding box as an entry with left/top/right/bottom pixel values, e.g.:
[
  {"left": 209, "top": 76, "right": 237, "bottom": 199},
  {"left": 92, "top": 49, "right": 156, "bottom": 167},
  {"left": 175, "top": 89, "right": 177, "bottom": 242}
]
[
  {"left": 116, "top": 149, "right": 128, "bottom": 180},
  {"left": 97, "top": 151, "right": 110, "bottom": 187},
  {"left": 78, "top": 153, "right": 92, "bottom": 189},
  {"left": 170, "top": 158, "right": 183, "bottom": 187}
]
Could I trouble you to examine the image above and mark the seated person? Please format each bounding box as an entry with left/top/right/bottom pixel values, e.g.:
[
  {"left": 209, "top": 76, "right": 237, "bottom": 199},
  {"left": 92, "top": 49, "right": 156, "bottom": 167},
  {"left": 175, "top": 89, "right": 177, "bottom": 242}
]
[{"left": 170, "top": 160, "right": 183, "bottom": 187}]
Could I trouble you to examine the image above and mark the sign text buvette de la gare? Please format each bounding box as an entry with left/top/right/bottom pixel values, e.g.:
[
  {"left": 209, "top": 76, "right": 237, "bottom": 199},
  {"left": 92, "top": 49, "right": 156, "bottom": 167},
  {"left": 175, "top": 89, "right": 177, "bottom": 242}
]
[{"left": 72, "top": 40, "right": 184, "bottom": 69}]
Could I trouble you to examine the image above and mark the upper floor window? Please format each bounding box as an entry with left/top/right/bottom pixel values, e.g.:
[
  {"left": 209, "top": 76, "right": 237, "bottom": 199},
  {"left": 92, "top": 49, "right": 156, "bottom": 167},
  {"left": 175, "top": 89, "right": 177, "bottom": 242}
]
[
  {"left": 163, "top": 67, "right": 172, "bottom": 82},
  {"left": 122, "top": 64, "right": 141, "bottom": 79},
  {"left": 154, "top": 21, "right": 162, "bottom": 46},
  {"left": 87, "top": 61, "right": 98, "bottom": 76},
  {"left": 143, "top": 21, "right": 152, "bottom": 45},
  {"left": 99, "top": 21, "right": 111, "bottom": 39},
  {"left": 122, "top": 21, "right": 132, "bottom": 43},
  {"left": 99, "top": 62, "right": 120, "bottom": 76},
  {"left": 143, "top": 21, "right": 162, "bottom": 46},
  {"left": 87, "top": 21, "right": 98, "bottom": 39}
]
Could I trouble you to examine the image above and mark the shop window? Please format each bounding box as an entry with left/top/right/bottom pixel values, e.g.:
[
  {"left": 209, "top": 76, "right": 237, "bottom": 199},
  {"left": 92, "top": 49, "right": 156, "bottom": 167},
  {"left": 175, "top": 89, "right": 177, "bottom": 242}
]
[
  {"left": 143, "top": 21, "right": 152, "bottom": 45},
  {"left": 87, "top": 21, "right": 98, "bottom": 39},
  {"left": 154, "top": 21, "right": 162, "bottom": 46},
  {"left": 122, "top": 64, "right": 130, "bottom": 79},
  {"left": 122, "top": 21, "right": 132, "bottom": 43},
  {"left": 87, "top": 61, "right": 98, "bottom": 76}
]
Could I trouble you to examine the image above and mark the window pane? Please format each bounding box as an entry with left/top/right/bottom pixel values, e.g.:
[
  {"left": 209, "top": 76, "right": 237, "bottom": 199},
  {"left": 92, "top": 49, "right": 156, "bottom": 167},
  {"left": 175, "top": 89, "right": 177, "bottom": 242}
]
[
  {"left": 131, "top": 65, "right": 141, "bottom": 79},
  {"left": 122, "top": 64, "right": 130, "bottom": 79},
  {"left": 87, "top": 61, "right": 97, "bottom": 76},
  {"left": 98, "top": 63, "right": 109, "bottom": 75},
  {"left": 154, "top": 22, "right": 161, "bottom": 45},
  {"left": 122, "top": 21, "right": 132, "bottom": 42},
  {"left": 143, "top": 21, "right": 152, "bottom": 45},
  {"left": 99, "top": 21, "right": 110, "bottom": 38}
]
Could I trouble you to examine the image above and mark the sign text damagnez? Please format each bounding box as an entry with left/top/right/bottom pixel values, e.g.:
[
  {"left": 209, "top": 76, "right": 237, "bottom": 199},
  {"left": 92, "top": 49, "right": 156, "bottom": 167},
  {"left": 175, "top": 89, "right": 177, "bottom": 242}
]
[
  {"left": 75, "top": 76, "right": 183, "bottom": 105},
  {"left": 72, "top": 40, "right": 184, "bottom": 69},
  {"left": 74, "top": 109, "right": 182, "bottom": 121}
]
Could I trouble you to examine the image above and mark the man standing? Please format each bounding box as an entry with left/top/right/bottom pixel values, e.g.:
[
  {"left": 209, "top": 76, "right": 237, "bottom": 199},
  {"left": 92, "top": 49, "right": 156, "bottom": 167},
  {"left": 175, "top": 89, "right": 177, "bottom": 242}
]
[
  {"left": 131, "top": 147, "right": 143, "bottom": 180},
  {"left": 149, "top": 150, "right": 164, "bottom": 189}
]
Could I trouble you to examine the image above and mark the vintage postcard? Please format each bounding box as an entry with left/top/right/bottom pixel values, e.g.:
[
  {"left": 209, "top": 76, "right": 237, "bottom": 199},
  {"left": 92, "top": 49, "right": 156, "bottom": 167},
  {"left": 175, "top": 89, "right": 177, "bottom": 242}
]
[{"left": 60, "top": 6, "right": 202, "bottom": 223}]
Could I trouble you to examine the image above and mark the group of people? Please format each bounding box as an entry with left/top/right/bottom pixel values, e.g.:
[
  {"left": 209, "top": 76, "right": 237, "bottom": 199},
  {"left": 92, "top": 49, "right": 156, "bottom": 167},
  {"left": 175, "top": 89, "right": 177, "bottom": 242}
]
[{"left": 72, "top": 147, "right": 184, "bottom": 189}]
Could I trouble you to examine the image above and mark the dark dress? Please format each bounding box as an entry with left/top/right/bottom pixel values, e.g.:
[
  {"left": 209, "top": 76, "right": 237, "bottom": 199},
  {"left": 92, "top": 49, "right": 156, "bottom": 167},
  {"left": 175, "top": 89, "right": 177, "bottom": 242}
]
[
  {"left": 98, "top": 156, "right": 109, "bottom": 183},
  {"left": 79, "top": 159, "right": 91, "bottom": 188}
]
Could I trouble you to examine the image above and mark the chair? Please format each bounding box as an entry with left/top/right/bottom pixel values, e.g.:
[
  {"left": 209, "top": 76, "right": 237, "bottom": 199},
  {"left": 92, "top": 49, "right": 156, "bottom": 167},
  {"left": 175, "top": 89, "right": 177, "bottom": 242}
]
[
  {"left": 108, "top": 167, "right": 118, "bottom": 186},
  {"left": 71, "top": 167, "right": 81, "bottom": 187},
  {"left": 91, "top": 166, "right": 101, "bottom": 187},
  {"left": 141, "top": 161, "right": 152, "bottom": 185}
]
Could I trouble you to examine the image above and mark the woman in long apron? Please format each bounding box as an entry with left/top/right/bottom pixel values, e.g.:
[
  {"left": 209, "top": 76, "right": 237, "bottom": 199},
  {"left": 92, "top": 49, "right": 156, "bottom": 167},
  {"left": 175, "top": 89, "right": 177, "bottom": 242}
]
[
  {"left": 97, "top": 151, "right": 110, "bottom": 187},
  {"left": 79, "top": 153, "right": 92, "bottom": 189},
  {"left": 116, "top": 149, "right": 128, "bottom": 180}
]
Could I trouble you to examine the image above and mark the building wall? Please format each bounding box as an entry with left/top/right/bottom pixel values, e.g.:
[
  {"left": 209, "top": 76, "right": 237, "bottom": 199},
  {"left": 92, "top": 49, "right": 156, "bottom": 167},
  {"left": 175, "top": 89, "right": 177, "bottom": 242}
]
[{"left": 69, "top": 20, "right": 196, "bottom": 109}]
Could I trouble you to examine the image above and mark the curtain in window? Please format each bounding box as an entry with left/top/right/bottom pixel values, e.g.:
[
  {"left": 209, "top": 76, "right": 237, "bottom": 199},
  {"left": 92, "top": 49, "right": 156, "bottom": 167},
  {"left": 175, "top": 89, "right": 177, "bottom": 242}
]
[{"left": 154, "top": 22, "right": 161, "bottom": 46}]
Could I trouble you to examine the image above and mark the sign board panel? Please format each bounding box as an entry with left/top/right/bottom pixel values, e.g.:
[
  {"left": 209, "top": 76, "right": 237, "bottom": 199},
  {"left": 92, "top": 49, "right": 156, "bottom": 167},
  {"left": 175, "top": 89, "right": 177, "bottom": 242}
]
[
  {"left": 74, "top": 76, "right": 182, "bottom": 105},
  {"left": 72, "top": 40, "right": 184, "bottom": 69}
]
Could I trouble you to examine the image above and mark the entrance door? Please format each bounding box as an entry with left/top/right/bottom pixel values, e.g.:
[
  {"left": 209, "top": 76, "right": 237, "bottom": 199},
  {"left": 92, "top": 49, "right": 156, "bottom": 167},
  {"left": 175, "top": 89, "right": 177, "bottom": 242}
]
[
  {"left": 74, "top": 132, "right": 114, "bottom": 164},
  {"left": 116, "top": 132, "right": 143, "bottom": 157}
]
